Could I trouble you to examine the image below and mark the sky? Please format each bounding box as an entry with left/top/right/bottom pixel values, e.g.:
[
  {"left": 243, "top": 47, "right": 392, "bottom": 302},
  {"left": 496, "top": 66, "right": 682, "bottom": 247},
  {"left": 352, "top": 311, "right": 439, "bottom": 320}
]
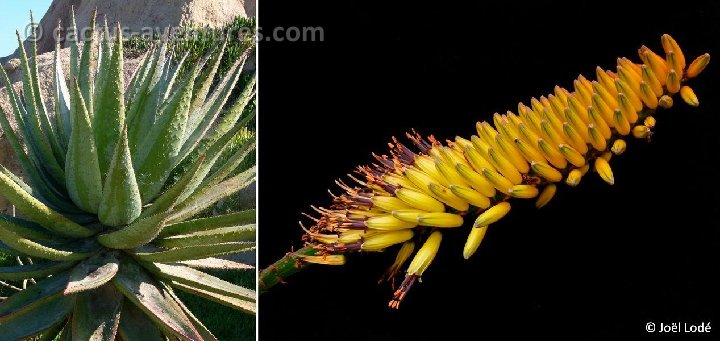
[{"left": 0, "top": 0, "right": 53, "bottom": 57}]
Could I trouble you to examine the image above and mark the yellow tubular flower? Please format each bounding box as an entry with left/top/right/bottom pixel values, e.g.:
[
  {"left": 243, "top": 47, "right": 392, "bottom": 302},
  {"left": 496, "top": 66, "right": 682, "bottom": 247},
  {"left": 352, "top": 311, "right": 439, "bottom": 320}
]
[
  {"left": 680, "top": 86, "right": 699, "bottom": 107},
  {"left": 406, "top": 231, "right": 442, "bottom": 276},
  {"left": 596, "top": 67, "right": 618, "bottom": 96},
  {"left": 594, "top": 157, "right": 615, "bottom": 185},
  {"left": 588, "top": 106, "right": 612, "bottom": 139},
  {"left": 641, "top": 65, "right": 663, "bottom": 97},
  {"left": 591, "top": 93, "right": 615, "bottom": 126},
  {"left": 428, "top": 183, "right": 470, "bottom": 212},
  {"left": 535, "top": 184, "right": 557, "bottom": 208},
  {"left": 396, "top": 188, "right": 446, "bottom": 212},
  {"left": 392, "top": 210, "right": 426, "bottom": 223},
  {"left": 455, "top": 163, "right": 496, "bottom": 197},
  {"left": 435, "top": 157, "right": 468, "bottom": 187},
  {"left": 542, "top": 107, "right": 564, "bottom": 136},
  {"left": 482, "top": 168, "right": 514, "bottom": 194},
  {"left": 508, "top": 184, "right": 539, "bottom": 199},
  {"left": 449, "top": 185, "right": 491, "bottom": 209},
  {"left": 593, "top": 81, "right": 619, "bottom": 109},
  {"left": 638, "top": 81, "right": 659, "bottom": 109},
  {"left": 618, "top": 92, "right": 639, "bottom": 124},
  {"left": 463, "top": 226, "right": 489, "bottom": 259},
  {"left": 562, "top": 122, "right": 589, "bottom": 154},
  {"left": 371, "top": 196, "right": 413, "bottom": 212},
  {"left": 488, "top": 147, "right": 522, "bottom": 184},
  {"left": 496, "top": 134, "right": 530, "bottom": 173},
  {"left": 537, "top": 138, "right": 567, "bottom": 169},
  {"left": 540, "top": 120, "right": 563, "bottom": 146},
  {"left": 384, "top": 241, "right": 415, "bottom": 278},
  {"left": 414, "top": 155, "right": 450, "bottom": 186},
  {"left": 617, "top": 65, "right": 641, "bottom": 93},
  {"left": 666, "top": 69, "right": 681, "bottom": 94},
  {"left": 559, "top": 144, "right": 586, "bottom": 167},
  {"left": 465, "top": 144, "right": 495, "bottom": 173},
  {"left": 417, "top": 213, "right": 464, "bottom": 228},
  {"left": 531, "top": 161, "right": 563, "bottom": 182},
  {"left": 611, "top": 139, "right": 627, "bottom": 155},
  {"left": 613, "top": 109, "right": 631, "bottom": 136},
  {"left": 473, "top": 202, "right": 511, "bottom": 227},
  {"left": 567, "top": 94, "right": 590, "bottom": 124},
  {"left": 566, "top": 169, "right": 582, "bottom": 187},
  {"left": 687, "top": 53, "right": 710, "bottom": 78},
  {"left": 362, "top": 230, "right": 415, "bottom": 251},
  {"left": 366, "top": 215, "right": 418, "bottom": 230},
  {"left": 661, "top": 34, "right": 685, "bottom": 68},
  {"left": 666, "top": 51, "right": 683, "bottom": 79},
  {"left": 640, "top": 47, "right": 669, "bottom": 85},
  {"left": 588, "top": 124, "right": 607, "bottom": 151},
  {"left": 514, "top": 136, "right": 546, "bottom": 164},
  {"left": 615, "top": 78, "right": 643, "bottom": 112}
]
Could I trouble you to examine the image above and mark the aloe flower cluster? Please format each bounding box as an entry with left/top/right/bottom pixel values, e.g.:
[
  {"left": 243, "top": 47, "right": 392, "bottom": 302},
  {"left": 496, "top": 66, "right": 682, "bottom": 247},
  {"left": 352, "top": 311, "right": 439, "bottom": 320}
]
[{"left": 259, "top": 34, "right": 709, "bottom": 308}]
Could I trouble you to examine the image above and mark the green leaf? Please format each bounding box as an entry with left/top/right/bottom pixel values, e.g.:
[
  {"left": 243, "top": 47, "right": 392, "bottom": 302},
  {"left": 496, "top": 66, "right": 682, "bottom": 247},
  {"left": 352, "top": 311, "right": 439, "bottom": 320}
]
[
  {"left": 154, "top": 224, "right": 255, "bottom": 248},
  {"left": 69, "top": 8, "right": 80, "bottom": 79},
  {"left": 54, "top": 29, "right": 72, "bottom": 149},
  {"left": 96, "top": 213, "right": 167, "bottom": 250},
  {"left": 0, "top": 170, "right": 95, "bottom": 237},
  {"left": 0, "top": 261, "right": 75, "bottom": 281},
  {"left": 158, "top": 210, "right": 255, "bottom": 238},
  {"left": 112, "top": 256, "right": 202, "bottom": 340},
  {"left": 199, "top": 138, "right": 256, "bottom": 192},
  {"left": 133, "top": 242, "right": 255, "bottom": 262},
  {"left": 134, "top": 64, "right": 196, "bottom": 203},
  {"left": 71, "top": 284, "right": 123, "bottom": 341},
  {"left": 169, "top": 166, "right": 256, "bottom": 223},
  {"left": 0, "top": 213, "right": 59, "bottom": 241},
  {"left": 0, "top": 270, "right": 71, "bottom": 321},
  {"left": 0, "top": 104, "right": 76, "bottom": 213},
  {"left": 175, "top": 119, "right": 255, "bottom": 206},
  {"left": 78, "top": 9, "right": 97, "bottom": 114},
  {"left": 188, "top": 40, "right": 226, "bottom": 118},
  {"left": 162, "top": 282, "right": 219, "bottom": 341},
  {"left": 142, "top": 262, "right": 255, "bottom": 303},
  {"left": 0, "top": 294, "right": 74, "bottom": 340},
  {"left": 138, "top": 155, "right": 205, "bottom": 220},
  {"left": 180, "top": 73, "right": 255, "bottom": 167},
  {"left": 98, "top": 127, "right": 142, "bottom": 226},
  {"left": 125, "top": 48, "right": 152, "bottom": 104},
  {"left": 117, "top": 299, "right": 165, "bottom": 341},
  {"left": 66, "top": 79, "right": 103, "bottom": 214},
  {"left": 0, "top": 222, "right": 96, "bottom": 261},
  {"left": 170, "top": 280, "right": 255, "bottom": 315},
  {"left": 178, "top": 257, "right": 253, "bottom": 271},
  {"left": 28, "top": 13, "right": 65, "bottom": 167},
  {"left": 127, "top": 38, "right": 169, "bottom": 155},
  {"left": 14, "top": 30, "right": 66, "bottom": 188},
  {"left": 38, "top": 318, "right": 68, "bottom": 341},
  {"left": 64, "top": 251, "right": 119, "bottom": 294},
  {"left": 93, "top": 24, "right": 126, "bottom": 177},
  {"left": 180, "top": 58, "right": 248, "bottom": 160}
]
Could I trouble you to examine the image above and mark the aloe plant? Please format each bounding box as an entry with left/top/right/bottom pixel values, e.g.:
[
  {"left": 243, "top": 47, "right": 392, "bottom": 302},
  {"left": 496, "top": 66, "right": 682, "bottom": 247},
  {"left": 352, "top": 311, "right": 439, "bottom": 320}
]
[{"left": 0, "top": 10, "right": 256, "bottom": 340}]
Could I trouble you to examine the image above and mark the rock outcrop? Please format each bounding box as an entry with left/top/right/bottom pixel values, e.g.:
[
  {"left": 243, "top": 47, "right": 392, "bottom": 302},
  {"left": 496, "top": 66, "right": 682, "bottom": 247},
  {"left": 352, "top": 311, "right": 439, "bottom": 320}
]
[{"left": 1, "top": 0, "right": 251, "bottom": 65}]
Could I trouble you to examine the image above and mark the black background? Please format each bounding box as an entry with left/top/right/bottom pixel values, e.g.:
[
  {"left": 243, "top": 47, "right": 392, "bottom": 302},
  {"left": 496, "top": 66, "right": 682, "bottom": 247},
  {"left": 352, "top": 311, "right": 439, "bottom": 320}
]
[{"left": 258, "top": 1, "right": 719, "bottom": 339}]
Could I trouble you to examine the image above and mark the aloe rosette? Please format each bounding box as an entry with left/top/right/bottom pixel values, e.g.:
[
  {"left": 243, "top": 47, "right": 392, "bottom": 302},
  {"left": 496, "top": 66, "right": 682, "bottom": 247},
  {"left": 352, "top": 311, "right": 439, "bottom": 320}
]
[
  {"left": 0, "top": 11, "right": 256, "bottom": 340},
  {"left": 259, "top": 34, "right": 709, "bottom": 308}
]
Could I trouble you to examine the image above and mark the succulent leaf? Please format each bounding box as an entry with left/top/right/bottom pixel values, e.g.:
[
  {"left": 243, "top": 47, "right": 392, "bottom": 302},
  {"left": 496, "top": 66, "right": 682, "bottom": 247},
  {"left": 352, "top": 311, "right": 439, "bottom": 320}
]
[
  {"left": 98, "top": 127, "right": 142, "bottom": 226},
  {"left": 71, "top": 284, "right": 123, "bottom": 341},
  {"left": 133, "top": 242, "right": 255, "bottom": 262},
  {"left": 142, "top": 262, "right": 256, "bottom": 303},
  {"left": 158, "top": 210, "right": 255, "bottom": 238},
  {"left": 66, "top": 80, "right": 103, "bottom": 214},
  {"left": 0, "top": 261, "right": 76, "bottom": 281},
  {"left": 65, "top": 251, "right": 120, "bottom": 294},
  {"left": 112, "top": 257, "right": 202, "bottom": 340}
]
